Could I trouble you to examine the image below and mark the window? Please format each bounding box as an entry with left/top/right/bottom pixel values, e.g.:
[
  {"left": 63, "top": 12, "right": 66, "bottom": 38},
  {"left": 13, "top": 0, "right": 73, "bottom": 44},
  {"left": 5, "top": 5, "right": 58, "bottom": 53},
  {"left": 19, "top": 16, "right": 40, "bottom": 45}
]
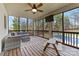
[
  {"left": 64, "top": 8, "right": 79, "bottom": 32},
  {"left": 35, "top": 20, "right": 39, "bottom": 30},
  {"left": 38, "top": 19, "right": 44, "bottom": 37},
  {"left": 9, "top": 16, "right": 14, "bottom": 31},
  {"left": 28, "top": 19, "right": 34, "bottom": 35},
  {"left": 34, "top": 20, "right": 36, "bottom": 30},
  {"left": 34, "top": 20, "right": 39, "bottom": 35},
  {"left": 44, "top": 19, "right": 49, "bottom": 30},
  {"left": 39, "top": 20, "right": 43, "bottom": 30},
  {"left": 9, "top": 16, "right": 19, "bottom": 32},
  {"left": 63, "top": 8, "right": 79, "bottom": 46},
  {"left": 53, "top": 13, "right": 62, "bottom": 31},
  {"left": 44, "top": 19, "right": 49, "bottom": 38},
  {"left": 28, "top": 19, "right": 33, "bottom": 30},
  {"left": 20, "top": 17, "right": 27, "bottom": 31}
]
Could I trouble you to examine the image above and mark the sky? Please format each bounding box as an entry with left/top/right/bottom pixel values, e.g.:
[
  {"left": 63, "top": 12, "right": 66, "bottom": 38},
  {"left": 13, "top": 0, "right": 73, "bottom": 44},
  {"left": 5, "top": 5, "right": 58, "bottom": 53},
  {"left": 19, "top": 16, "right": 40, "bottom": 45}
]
[
  {"left": 9, "top": 16, "right": 14, "bottom": 29},
  {"left": 64, "top": 8, "right": 79, "bottom": 25}
]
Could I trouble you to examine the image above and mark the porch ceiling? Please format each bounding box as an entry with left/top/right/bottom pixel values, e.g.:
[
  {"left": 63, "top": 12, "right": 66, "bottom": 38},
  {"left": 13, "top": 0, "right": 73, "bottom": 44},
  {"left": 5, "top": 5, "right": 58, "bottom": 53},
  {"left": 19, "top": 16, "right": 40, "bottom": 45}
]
[{"left": 4, "top": 3, "right": 71, "bottom": 19}]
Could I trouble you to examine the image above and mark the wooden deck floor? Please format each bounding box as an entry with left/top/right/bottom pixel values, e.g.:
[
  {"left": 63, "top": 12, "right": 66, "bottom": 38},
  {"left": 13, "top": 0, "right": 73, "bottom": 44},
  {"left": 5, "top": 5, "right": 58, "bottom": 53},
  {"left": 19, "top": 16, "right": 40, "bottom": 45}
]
[{"left": 0, "top": 36, "right": 79, "bottom": 56}]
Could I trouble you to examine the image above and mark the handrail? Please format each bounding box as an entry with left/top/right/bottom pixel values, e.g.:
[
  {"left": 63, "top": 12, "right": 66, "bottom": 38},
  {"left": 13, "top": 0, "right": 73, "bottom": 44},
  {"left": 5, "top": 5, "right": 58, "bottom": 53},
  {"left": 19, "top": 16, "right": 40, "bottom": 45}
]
[{"left": 52, "top": 31, "right": 79, "bottom": 34}]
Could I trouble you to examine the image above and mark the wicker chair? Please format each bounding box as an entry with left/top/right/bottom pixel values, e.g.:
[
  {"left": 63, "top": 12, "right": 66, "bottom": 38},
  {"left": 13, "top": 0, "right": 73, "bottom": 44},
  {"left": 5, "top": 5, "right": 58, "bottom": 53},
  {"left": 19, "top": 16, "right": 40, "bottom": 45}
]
[{"left": 4, "top": 36, "right": 21, "bottom": 51}]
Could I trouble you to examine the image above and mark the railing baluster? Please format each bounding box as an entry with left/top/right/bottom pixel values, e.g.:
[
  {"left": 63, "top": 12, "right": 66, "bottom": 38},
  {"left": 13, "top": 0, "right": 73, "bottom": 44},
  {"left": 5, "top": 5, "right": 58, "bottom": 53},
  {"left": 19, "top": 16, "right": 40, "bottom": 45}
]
[
  {"left": 61, "top": 33, "right": 62, "bottom": 42},
  {"left": 66, "top": 33, "right": 68, "bottom": 44},
  {"left": 72, "top": 34, "right": 74, "bottom": 46},
  {"left": 67, "top": 33, "right": 68, "bottom": 44},
  {"left": 70, "top": 34, "right": 72, "bottom": 45},
  {"left": 66, "top": 33, "right": 67, "bottom": 44},
  {"left": 73, "top": 34, "right": 75, "bottom": 46},
  {"left": 69, "top": 33, "right": 71, "bottom": 45},
  {"left": 76, "top": 34, "right": 79, "bottom": 47},
  {"left": 78, "top": 35, "right": 79, "bottom": 47},
  {"left": 68, "top": 33, "right": 69, "bottom": 44},
  {"left": 75, "top": 34, "right": 76, "bottom": 46},
  {"left": 71, "top": 33, "right": 72, "bottom": 45},
  {"left": 52, "top": 31, "right": 79, "bottom": 48},
  {"left": 68, "top": 33, "right": 70, "bottom": 44},
  {"left": 76, "top": 34, "right": 77, "bottom": 47}
]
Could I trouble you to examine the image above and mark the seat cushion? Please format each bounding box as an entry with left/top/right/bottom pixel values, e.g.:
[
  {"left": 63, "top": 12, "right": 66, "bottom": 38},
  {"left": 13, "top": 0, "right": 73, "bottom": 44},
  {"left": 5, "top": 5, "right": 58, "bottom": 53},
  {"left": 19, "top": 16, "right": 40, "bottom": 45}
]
[{"left": 47, "top": 38, "right": 57, "bottom": 44}]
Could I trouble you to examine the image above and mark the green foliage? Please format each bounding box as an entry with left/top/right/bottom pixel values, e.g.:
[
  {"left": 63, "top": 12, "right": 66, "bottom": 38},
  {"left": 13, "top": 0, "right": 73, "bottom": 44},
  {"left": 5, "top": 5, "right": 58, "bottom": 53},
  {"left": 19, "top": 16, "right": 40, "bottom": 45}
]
[
  {"left": 54, "top": 14, "right": 70, "bottom": 30},
  {"left": 54, "top": 14, "right": 62, "bottom": 30},
  {"left": 64, "top": 16, "right": 70, "bottom": 30},
  {"left": 12, "top": 17, "right": 20, "bottom": 31}
]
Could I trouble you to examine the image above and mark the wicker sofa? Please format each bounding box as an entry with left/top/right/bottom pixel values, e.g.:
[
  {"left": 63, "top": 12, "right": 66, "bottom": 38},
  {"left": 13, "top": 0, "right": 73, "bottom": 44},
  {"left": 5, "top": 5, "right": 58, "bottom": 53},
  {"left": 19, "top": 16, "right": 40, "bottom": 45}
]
[{"left": 3, "top": 32, "right": 30, "bottom": 51}]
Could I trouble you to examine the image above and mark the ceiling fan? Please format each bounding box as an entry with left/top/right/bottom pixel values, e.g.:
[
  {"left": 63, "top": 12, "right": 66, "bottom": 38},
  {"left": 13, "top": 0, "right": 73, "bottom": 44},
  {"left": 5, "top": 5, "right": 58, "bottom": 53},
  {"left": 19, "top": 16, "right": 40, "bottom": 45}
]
[{"left": 25, "top": 3, "right": 43, "bottom": 14}]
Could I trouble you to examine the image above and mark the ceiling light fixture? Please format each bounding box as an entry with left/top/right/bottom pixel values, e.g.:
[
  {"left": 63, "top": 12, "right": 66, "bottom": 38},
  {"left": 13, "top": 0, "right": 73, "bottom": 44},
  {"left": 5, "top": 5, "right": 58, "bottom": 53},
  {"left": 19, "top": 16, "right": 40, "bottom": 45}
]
[{"left": 32, "top": 9, "right": 37, "bottom": 12}]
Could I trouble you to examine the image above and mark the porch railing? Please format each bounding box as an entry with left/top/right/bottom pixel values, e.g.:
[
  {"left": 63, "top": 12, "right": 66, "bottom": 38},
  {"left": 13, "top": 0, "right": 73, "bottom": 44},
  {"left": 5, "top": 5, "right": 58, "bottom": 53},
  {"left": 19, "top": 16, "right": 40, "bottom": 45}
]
[
  {"left": 8, "top": 30, "right": 34, "bottom": 35},
  {"left": 9, "top": 30, "right": 79, "bottom": 48},
  {"left": 52, "top": 31, "right": 79, "bottom": 49}
]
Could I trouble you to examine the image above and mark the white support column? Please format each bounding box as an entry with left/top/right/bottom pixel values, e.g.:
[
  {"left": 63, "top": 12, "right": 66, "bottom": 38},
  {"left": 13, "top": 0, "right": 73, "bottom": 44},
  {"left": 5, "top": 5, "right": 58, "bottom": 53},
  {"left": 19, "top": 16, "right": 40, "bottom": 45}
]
[
  {"left": 48, "top": 22, "right": 52, "bottom": 39},
  {"left": 52, "top": 21, "right": 54, "bottom": 37},
  {"left": 33, "top": 20, "right": 36, "bottom": 36}
]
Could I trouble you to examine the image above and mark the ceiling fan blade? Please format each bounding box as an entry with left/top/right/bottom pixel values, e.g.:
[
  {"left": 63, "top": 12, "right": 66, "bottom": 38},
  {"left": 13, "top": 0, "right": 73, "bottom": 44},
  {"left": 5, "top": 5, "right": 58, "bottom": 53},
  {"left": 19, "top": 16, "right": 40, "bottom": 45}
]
[
  {"left": 33, "top": 4, "right": 36, "bottom": 9},
  {"left": 37, "top": 3, "right": 43, "bottom": 8},
  {"left": 27, "top": 3, "right": 33, "bottom": 8},
  {"left": 37, "top": 9, "right": 43, "bottom": 12},
  {"left": 25, "top": 9, "right": 32, "bottom": 11}
]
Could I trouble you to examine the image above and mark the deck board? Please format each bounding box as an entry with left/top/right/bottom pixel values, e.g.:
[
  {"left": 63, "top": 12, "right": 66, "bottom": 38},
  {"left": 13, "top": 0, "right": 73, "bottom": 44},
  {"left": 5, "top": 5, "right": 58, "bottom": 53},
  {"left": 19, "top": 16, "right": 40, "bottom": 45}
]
[
  {"left": 4, "top": 50, "right": 9, "bottom": 56},
  {"left": 12, "top": 48, "right": 17, "bottom": 56},
  {"left": 21, "top": 47, "right": 27, "bottom": 56},
  {"left": 16, "top": 48, "right": 21, "bottom": 56},
  {"left": 8, "top": 49, "right": 12, "bottom": 56},
  {"left": 0, "top": 36, "right": 79, "bottom": 56}
]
